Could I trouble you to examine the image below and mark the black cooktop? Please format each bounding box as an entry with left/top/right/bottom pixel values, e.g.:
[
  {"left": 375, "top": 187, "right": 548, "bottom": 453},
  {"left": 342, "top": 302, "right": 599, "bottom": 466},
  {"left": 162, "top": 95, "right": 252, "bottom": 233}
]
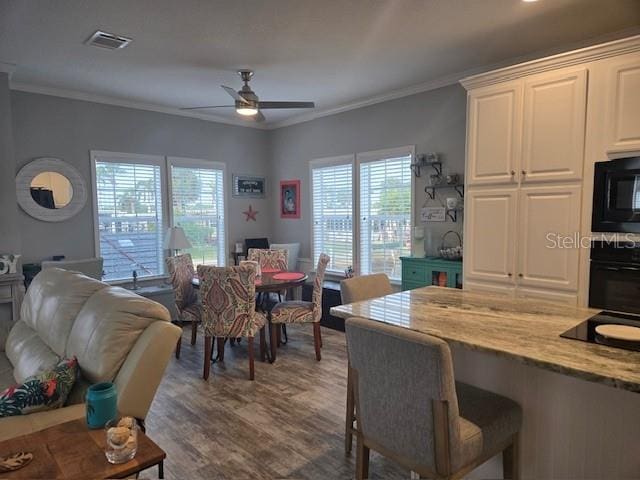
[{"left": 560, "top": 311, "right": 640, "bottom": 352}]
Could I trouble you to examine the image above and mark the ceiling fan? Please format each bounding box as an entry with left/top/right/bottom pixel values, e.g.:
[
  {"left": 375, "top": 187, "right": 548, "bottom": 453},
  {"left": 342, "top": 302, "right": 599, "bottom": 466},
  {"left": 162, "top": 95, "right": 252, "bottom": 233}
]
[{"left": 181, "top": 70, "right": 315, "bottom": 122}]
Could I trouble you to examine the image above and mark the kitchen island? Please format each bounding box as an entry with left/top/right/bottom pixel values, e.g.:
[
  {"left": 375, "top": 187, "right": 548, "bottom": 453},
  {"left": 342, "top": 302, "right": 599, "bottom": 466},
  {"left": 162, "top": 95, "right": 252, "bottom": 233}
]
[{"left": 331, "top": 286, "right": 640, "bottom": 479}]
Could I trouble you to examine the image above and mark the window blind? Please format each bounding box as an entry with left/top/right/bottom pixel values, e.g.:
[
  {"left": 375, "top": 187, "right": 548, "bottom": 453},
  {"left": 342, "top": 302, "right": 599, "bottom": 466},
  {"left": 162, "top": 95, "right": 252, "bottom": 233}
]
[
  {"left": 171, "top": 165, "right": 226, "bottom": 267},
  {"left": 95, "top": 160, "right": 164, "bottom": 281},
  {"left": 359, "top": 155, "right": 412, "bottom": 280},
  {"left": 312, "top": 163, "right": 353, "bottom": 272}
]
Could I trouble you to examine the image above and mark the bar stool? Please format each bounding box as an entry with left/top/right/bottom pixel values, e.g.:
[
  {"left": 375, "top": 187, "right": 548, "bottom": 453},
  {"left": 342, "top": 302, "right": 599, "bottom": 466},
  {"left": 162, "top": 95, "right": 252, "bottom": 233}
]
[
  {"left": 345, "top": 317, "right": 522, "bottom": 480},
  {"left": 340, "top": 273, "right": 394, "bottom": 455}
]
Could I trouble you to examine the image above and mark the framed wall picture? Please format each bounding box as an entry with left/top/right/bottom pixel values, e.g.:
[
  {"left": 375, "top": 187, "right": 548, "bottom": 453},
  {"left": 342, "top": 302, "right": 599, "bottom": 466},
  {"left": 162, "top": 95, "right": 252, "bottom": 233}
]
[
  {"left": 280, "top": 179, "right": 300, "bottom": 219},
  {"left": 233, "top": 175, "right": 266, "bottom": 198},
  {"left": 421, "top": 206, "right": 446, "bottom": 222}
]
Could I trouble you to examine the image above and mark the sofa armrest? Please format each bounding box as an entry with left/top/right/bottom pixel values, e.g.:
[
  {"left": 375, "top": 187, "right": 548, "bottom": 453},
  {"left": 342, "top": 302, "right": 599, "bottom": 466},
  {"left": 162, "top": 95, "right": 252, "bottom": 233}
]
[
  {"left": 113, "top": 321, "right": 181, "bottom": 421},
  {"left": 0, "top": 403, "right": 85, "bottom": 442}
]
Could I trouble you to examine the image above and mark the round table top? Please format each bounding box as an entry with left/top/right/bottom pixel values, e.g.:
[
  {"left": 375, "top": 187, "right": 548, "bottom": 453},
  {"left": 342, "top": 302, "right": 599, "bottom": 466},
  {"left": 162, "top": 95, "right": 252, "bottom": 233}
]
[{"left": 192, "top": 271, "right": 308, "bottom": 293}]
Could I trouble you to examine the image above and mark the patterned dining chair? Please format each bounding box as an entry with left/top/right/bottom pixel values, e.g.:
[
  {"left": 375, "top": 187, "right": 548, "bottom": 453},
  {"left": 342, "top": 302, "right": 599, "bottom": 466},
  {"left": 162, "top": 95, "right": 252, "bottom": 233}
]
[
  {"left": 269, "top": 253, "right": 330, "bottom": 362},
  {"left": 197, "top": 264, "right": 267, "bottom": 381},
  {"left": 166, "top": 254, "right": 203, "bottom": 358},
  {"left": 247, "top": 248, "right": 288, "bottom": 272}
]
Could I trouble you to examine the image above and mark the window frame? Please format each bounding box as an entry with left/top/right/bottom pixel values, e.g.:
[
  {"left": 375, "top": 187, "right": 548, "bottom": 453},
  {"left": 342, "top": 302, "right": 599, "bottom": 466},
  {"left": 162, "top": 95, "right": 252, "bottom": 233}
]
[
  {"left": 356, "top": 146, "right": 415, "bottom": 281},
  {"left": 309, "top": 154, "right": 356, "bottom": 275},
  {"left": 90, "top": 151, "right": 229, "bottom": 284},
  {"left": 309, "top": 146, "right": 415, "bottom": 282}
]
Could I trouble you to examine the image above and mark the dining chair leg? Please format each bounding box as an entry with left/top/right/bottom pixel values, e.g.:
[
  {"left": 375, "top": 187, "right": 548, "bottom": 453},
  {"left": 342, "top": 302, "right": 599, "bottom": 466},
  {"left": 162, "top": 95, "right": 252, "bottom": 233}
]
[
  {"left": 319, "top": 325, "right": 323, "bottom": 348},
  {"left": 345, "top": 365, "right": 354, "bottom": 455},
  {"left": 269, "top": 318, "right": 278, "bottom": 363},
  {"left": 190, "top": 320, "right": 198, "bottom": 345},
  {"left": 203, "top": 336, "right": 212, "bottom": 380},
  {"left": 277, "top": 325, "right": 282, "bottom": 347},
  {"left": 216, "top": 337, "right": 226, "bottom": 362},
  {"left": 313, "top": 322, "right": 322, "bottom": 361},
  {"left": 248, "top": 336, "right": 255, "bottom": 381},
  {"left": 355, "top": 436, "right": 369, "bottom": 480},
  {"left": 281, "top": 324, "right": 288, "bottom": 344},
  {"left": 172, "top": 320, "right": 182, "bottom": 359},
  {"left": 259, "top": 326, "right": 267, "bottom": 362},
  {"left": 175, "top": 336, "right": 182, "bottom": 359}
]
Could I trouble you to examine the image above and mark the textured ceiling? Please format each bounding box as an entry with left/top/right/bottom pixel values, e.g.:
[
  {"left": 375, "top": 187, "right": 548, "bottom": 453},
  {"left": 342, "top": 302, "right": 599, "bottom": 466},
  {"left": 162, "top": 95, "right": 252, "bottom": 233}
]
[{"left": 1, "top": 0, "right": 639, "bottom": 128}]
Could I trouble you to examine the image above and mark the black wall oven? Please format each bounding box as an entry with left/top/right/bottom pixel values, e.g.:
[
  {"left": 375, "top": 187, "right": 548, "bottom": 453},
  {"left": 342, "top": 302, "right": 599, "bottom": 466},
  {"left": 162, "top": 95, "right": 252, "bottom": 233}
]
[
  {"left": 592, "top": 156, "right": 640, "bottom": 233},
  {"left": 589, "top": 240, "right": 640, "bottom": 314}
]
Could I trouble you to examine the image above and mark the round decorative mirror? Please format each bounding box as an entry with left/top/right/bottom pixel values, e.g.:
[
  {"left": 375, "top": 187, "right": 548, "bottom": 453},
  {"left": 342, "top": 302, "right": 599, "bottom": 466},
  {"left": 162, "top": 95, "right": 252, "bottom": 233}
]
[
  {"left": 16, "top": 158, "right": 87, "bottom": 222},
  {"left": 30, "top": 171, "right": 74, "bottom": 209}
]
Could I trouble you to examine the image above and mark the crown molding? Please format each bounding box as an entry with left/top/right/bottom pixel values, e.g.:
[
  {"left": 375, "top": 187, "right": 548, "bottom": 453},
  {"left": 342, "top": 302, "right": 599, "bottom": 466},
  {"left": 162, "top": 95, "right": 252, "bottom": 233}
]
[
  {"left": 270, "top": 29, "right": 640, "bottom": 130},
  {"left": 7, "top": 30, "right": 640, "bottom": 130},
  {"left": 9, "top": 82, "right": 268, "bottom": 130},
  {"left": 461, "top": 33, "right": 640, "bottom": 90}
]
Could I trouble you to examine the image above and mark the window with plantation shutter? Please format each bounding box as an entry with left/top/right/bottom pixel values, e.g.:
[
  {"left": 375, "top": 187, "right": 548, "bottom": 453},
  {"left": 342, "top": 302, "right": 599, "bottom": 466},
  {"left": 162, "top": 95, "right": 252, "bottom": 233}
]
[
  {"left": 170, "top": 163, "right": 226, "bottom": 267},
  {"left": 94, "top": 156, "right": 165, "bottom": 281},
  {"left": 359, "top": 152, "right": 412, "bottom": 281},
  {"left": 311, "top": 160, "right": 354, "bottom": 273}
]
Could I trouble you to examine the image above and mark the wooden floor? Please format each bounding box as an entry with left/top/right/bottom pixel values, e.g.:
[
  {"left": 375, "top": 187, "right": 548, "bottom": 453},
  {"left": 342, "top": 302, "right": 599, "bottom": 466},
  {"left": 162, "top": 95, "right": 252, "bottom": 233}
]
[{"left": 146, "top": 325, "right": 409, "bottom": 479}]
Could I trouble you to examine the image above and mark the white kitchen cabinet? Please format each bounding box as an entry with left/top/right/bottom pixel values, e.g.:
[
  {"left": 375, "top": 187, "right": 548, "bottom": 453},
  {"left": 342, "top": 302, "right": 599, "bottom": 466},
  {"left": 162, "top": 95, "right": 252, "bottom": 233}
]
[
  {"left": 521, "top": 68, "right": 587, "bottom": 183},
  {"left": 466, "top": 82, "right": 522, "bottom": 186},
  {"left": 464, "top": 188, "right": 517, "bottom": 284},
  {"left": 605, "top": 58, "right": 640, "bottom": 153},
  {"left": 517, "top": 184, "right": 582, "bottom": 291},
  {"left": 461, "top": 35, "right": 640, "bottom": 305}
]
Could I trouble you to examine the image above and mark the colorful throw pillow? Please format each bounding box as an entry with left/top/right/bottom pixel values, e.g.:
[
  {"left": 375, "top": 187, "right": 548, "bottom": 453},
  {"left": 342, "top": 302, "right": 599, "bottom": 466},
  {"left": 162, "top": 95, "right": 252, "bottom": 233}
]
[{"left": 0, "top": 357, "right": 79, "bottom": 418}]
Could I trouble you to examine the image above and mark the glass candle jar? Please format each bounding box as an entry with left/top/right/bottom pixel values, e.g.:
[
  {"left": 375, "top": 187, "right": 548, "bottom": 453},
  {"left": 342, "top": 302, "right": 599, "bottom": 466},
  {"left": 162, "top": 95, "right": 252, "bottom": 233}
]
[{"left": 105, "top": 416, "right": 138, "bottom": 464}]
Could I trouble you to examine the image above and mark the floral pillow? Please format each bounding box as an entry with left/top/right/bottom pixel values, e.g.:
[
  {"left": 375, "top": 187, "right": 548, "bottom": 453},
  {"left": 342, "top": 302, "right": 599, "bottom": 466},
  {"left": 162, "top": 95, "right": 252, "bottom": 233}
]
[{"left": 0, "top": 357, "right": 79, "bottom": 418}]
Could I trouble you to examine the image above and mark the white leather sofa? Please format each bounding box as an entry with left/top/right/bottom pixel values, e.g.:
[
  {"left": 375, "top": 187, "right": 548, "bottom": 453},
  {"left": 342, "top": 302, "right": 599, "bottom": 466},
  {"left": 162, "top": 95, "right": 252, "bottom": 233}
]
[{"left": 0, "top": 268, "right": 181, "bottom": 441}]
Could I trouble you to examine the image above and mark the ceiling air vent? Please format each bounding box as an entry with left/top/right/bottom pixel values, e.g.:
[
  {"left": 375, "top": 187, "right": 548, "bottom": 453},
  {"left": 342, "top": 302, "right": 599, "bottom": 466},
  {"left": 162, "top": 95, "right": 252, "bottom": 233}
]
[{"left": 86, "top": 30, "right": 132, "bottom": 50}]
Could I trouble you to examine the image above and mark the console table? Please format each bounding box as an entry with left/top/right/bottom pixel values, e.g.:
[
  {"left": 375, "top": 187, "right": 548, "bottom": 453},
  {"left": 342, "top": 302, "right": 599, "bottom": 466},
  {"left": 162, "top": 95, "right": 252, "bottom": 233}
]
[{"left": 0, "top": 273, "right": 25, "bottom": 322}]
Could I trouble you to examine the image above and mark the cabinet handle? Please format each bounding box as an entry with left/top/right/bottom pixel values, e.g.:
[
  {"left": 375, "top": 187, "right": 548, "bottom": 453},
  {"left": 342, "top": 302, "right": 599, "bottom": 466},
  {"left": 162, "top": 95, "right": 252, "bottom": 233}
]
[
  {"left": 510, "top": 170, "right": 515, "bottom": 176},
  {"left": 508, "top": 272, "right": 512, "bottom": 277},
  {"left": 521, "top": 170, "right": 527, "bottom": 176},
  {"left": 518, "top": 273, "right": 523, "bottom": 278}
]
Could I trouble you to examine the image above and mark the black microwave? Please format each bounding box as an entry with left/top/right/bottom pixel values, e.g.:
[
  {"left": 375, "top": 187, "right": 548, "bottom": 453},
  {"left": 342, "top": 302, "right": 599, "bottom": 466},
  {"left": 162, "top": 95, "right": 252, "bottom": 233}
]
[{"left": 592, "top": 156, "right": 640, "bottom": 233}]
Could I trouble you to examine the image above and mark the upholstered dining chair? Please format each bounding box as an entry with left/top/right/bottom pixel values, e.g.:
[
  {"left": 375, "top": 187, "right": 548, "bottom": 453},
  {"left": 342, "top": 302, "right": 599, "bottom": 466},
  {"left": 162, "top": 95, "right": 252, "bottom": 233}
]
[
  {"left": 197, "top": 264, "right": 267, "bottom": 381},
  {"left": 346, "top": 317, "right": 522, "bottom": 480},
  {"left": 247, "top": 248, "right": 288, "bottom": 272},
  {"left": 269, "top": 253, "right": 330, "bottom": 362},
  {"left": 340, "top": 273, "right": 394, "bottom": 455},
  {"left": 166, "top": 254, "right": 203, "bottom": 358}
]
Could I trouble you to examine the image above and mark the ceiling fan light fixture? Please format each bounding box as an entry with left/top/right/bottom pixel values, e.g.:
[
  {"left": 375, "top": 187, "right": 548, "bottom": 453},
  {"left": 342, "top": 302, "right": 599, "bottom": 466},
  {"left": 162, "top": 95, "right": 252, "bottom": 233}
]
[{"left": 236, "top": 106, "right": 259, "bottom": 116}]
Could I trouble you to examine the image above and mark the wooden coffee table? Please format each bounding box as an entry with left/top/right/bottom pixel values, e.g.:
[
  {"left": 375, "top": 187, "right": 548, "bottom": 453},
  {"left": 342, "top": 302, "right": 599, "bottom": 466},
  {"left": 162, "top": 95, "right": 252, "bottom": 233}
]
[{"left": 0, "top": 418, "right": 166, "bottom": 479}]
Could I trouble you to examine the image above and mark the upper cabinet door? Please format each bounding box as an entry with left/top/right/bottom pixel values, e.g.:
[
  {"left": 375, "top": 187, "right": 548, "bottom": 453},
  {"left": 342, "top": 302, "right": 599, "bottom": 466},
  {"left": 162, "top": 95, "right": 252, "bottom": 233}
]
[
  {"left": 464, "top": 188, "right": 517, "bottom": 284},
  {"left": 517, "top": 184, "right": 582, "bottom": 292},
  {"left": 521, "top": 68, "right": 587, "bottom": 183},
  {"left": 605, "top": 58, "right": 640, "bottom": 153},
  {"left": 466, "top": 82, "right": 522, "bottom": 186}
]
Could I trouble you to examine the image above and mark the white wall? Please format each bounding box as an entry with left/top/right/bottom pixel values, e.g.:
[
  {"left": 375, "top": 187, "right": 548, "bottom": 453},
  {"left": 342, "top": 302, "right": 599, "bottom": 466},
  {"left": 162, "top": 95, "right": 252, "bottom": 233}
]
[
  {"left": 268, "top": 83, "right": 468, "bottom": 261},
  {"left": 11, "top": 91, "right": 271, "bottom": 264}
]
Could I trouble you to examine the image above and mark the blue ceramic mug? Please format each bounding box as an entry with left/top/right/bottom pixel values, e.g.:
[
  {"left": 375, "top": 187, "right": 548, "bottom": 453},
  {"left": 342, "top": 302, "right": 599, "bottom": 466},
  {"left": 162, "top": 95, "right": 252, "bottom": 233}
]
[{"left": 86, "top": 382, "right": 118, "bottom": 429}]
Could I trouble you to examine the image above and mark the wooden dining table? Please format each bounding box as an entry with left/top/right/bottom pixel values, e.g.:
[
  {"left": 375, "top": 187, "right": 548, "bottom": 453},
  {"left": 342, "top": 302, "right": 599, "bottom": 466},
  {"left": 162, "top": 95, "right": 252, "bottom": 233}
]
[
  {"left": 191, "top": 269, "right": 308, "bottom": 362},
  {"left": 191, "top": 269, "right": 308, "bottom": 293}
]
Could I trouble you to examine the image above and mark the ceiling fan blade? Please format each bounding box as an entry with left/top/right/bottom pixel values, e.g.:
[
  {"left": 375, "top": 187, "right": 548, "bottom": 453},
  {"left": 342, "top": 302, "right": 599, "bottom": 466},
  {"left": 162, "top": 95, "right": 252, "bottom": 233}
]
[
  {"left": 255, "top": 111, "right": 266, "bottom": 122},
  {"left": 180, "top": 105, "right": 234, "bottom": 110},
  {"left": 222, "top": 85, "right": 250, "bottom": 104},
  {"left": 258, "top": 101, "right": 315, "bottom": 109}
]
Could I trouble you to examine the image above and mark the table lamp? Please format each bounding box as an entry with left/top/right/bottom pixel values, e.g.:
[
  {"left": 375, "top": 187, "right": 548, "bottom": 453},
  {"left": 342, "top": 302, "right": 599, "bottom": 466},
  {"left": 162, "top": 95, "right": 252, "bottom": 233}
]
[{"left": 164, "top": 226, "right": 192, "bottom": 256}]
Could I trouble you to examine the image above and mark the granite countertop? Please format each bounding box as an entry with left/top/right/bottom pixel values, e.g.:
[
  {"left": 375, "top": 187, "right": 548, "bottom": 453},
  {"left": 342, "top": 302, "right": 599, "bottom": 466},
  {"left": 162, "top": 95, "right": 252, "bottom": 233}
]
[{"left": 330, "top": 286, "right": 640, "bottom": 393}]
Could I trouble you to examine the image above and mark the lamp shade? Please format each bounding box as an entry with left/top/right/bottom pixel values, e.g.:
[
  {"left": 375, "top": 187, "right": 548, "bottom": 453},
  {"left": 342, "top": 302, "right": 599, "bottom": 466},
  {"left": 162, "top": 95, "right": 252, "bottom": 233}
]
[{"left": 164, "top": 226, "right": 192, "bottom": 250}]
